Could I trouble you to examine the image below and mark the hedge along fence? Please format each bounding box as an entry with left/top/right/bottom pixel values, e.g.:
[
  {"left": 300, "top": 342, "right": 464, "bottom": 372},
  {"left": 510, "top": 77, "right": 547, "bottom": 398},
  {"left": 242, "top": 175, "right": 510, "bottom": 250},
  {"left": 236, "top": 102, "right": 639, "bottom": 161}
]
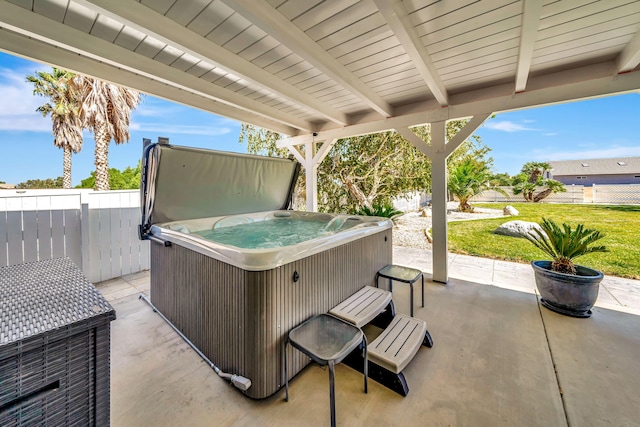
[
  {"left": 0, "top": 189, "right": 149, "bottom": 283},
  {"left": 471, "top": 184, "right": 640, "bottom": 205}
]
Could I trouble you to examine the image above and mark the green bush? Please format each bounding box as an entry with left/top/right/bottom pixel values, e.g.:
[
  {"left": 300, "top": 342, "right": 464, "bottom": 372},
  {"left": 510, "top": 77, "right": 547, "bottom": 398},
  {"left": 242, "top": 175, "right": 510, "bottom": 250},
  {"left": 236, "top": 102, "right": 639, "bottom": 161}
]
[{"left": 355, "top": 204, "right": 403, "bottom": 218}]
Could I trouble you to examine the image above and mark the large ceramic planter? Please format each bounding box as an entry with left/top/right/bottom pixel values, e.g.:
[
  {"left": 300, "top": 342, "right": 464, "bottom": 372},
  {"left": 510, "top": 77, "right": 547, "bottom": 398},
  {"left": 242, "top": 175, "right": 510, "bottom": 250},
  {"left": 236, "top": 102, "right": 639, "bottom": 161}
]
[{"left": 531, "top": 261, "right": 604, "bottom": 318}]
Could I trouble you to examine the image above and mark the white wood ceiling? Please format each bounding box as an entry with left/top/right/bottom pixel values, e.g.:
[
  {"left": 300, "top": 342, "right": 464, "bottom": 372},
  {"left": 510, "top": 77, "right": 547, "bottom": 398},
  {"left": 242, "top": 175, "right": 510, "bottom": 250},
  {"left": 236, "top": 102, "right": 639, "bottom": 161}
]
[{"left": 2, "top": 0, "right": 640, "bottom": 138}]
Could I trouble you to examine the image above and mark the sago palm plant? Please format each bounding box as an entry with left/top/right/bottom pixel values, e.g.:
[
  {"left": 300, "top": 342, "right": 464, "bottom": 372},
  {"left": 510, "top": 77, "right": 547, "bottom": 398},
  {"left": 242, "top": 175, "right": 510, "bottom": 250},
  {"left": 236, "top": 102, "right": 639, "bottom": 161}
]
[
  {"left": 355, "top": 203, "right": 403, "bottom": 218},
  {"left": 448, "top": 158, "right": 507, "bottom": 212},
  {"left": 524, "top": 217, "right": 608, "bottom": 275}
]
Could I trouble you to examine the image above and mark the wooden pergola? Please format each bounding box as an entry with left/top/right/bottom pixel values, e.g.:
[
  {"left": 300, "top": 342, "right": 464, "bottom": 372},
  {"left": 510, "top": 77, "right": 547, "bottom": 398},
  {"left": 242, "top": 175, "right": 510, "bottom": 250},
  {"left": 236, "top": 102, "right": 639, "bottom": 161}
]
[{"left": 2, "top": 0, "right": 640, "bottom": 282}]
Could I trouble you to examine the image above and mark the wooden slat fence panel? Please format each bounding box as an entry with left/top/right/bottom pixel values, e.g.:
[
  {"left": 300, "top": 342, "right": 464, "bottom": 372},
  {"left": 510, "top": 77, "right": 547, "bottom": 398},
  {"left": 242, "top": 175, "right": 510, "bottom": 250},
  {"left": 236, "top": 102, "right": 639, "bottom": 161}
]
[
  {"left": 83, "top": 191, "right": 150, "bottom": 283},
  {"left": 7, "top": 210, "right": 24, "bottom": 266},
  {"left": 63, "top": 208, "right": 82, "bottom": 266},
  {"left": 5, "top": 197, "right": 23, "bottom": 266},
  {"left": 51, "top": 210, "right": 65, "bottom": 258},
  {"left": 85, "top": 207, "right": 102, "bottom": 282},
  {"left": 22, "top": 210, "right": 38, "bottom": 262},
  {"left": 120, "top": 198, "right": 133, "bottom": 277},
  {"left": 0, "top": 190, "right": 149, "bottom": 283},
  {"left": 36, "top": 197, "right": 53, "bottom": 260},
  {"left": 0, "top": 198, "right": 7, "bottom": 266},
  {"left": 0, "top": 192, "right": 83, "bottom": 268}
]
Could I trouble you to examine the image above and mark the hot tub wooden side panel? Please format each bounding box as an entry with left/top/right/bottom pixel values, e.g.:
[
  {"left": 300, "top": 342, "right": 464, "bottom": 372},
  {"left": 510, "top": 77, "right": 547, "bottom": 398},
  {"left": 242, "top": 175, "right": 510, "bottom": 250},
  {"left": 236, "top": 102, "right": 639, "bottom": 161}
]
[
  {"left": 150, "top": 229, "right": 392, "bottom": 399},
  {"left": 150, "top": 244, "right": 249, "bottom": 376}
]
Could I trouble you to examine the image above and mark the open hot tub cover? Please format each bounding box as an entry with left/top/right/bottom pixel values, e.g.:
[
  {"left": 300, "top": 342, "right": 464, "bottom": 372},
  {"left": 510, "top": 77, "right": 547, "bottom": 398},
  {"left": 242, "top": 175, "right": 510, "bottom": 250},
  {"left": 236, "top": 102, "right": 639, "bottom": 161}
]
[{"left": 139, "top": 138, "right": 300, "bottom": 239}]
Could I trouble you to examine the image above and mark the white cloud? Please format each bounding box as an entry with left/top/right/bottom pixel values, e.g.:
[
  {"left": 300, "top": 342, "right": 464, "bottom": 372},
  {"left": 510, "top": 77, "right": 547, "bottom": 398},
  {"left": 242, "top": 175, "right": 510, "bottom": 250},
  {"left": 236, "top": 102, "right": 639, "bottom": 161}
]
[
  {"left": 483, "top": 120, "right": 536, "bottom": 132},
  {"left": 543, "top": 132, "right": 558, "bottom": 136},
  {"left": 0, "top": 66, "right": 53, "bottom": 132},
  {"left": 130, "top": 122, "right": 233, "bottom": 136},
  {"left": 0, "top": 117, "right": 51, "bottom": 132}
]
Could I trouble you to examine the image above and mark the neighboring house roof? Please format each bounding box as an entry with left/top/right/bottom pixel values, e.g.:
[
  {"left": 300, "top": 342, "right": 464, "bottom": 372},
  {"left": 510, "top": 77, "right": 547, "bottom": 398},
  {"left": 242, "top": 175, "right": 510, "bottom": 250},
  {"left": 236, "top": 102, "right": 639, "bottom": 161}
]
[
  {"left": 549, "top": 157, "right": 640, "bottom": 176},
  {"left": 0, "top": 183, "right": 15, "bottom": 189}
]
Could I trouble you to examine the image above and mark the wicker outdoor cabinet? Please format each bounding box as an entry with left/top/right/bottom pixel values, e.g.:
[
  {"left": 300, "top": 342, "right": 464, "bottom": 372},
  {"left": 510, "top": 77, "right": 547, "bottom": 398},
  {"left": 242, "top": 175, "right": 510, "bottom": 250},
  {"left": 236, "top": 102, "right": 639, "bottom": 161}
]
[{"left": 0, "top": 257, "right": 116, "bottom": 426}]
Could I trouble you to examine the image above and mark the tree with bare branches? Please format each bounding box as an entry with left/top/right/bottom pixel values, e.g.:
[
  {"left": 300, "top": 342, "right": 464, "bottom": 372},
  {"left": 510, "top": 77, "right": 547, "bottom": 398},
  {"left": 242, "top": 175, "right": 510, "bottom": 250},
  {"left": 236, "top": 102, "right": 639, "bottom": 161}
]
[{"left": 240, "top": 121, "right": 485, "bottom": 213}]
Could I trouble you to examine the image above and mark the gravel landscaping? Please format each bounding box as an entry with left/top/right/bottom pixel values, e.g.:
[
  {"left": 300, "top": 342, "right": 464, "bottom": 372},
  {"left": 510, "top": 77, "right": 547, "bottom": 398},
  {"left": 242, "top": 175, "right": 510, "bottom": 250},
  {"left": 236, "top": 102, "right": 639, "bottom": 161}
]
[{"left": 393, "top": 202, "right": 505, "bottom": 249}]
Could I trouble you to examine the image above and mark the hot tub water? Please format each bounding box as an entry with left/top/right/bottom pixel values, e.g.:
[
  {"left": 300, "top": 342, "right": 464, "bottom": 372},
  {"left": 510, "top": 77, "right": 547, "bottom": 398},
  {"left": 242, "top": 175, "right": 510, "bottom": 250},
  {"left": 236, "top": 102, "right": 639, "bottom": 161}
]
[{"left": 192, "top": 217, "right": 362, "bottom": 249}]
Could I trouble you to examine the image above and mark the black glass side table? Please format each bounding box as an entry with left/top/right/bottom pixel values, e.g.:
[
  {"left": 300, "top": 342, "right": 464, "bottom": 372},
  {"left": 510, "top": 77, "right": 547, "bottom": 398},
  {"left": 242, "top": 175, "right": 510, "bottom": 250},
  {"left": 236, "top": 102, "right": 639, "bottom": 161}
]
[
  {"left": 284, "top": 313, "right": 367, "bottom": 427},
  {"left": 376, "top": 264, "right": 424, "bottom": 317}
]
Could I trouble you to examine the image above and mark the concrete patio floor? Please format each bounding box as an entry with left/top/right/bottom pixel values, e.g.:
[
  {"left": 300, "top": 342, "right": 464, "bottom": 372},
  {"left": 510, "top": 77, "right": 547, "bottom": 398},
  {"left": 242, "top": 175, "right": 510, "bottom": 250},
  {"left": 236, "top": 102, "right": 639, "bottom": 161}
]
[{"left": 97, "top": 247, "right": 640, "bottom": 426}]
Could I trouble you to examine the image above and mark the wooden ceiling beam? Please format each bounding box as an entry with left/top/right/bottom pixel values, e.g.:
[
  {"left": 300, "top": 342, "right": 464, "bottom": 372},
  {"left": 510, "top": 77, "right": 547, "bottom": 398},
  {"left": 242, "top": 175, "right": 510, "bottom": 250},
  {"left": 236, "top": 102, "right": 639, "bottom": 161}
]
[
  {"left": 618, "top": 29, "right": 640, "bottom": 73},
  {"left": 280, "top": 62, "right": 640, "bottom": 146},
  {"left": 373, "top": 0, "right": 448, "bottom": 106},
  {"left": 79, "top": 0, "right": 349, "bottom": 126},
  {"left": 0, "top": 28, "right": 298, "bottom": 135},
  {"left": 222, "top": 0, "right": 394, "bottom": 118},
  {"left": 515, "top": 0, "right": 543, "bottom": 93},
  {"left": 0, "top": 1, "right": 314, "bottom": 133}
]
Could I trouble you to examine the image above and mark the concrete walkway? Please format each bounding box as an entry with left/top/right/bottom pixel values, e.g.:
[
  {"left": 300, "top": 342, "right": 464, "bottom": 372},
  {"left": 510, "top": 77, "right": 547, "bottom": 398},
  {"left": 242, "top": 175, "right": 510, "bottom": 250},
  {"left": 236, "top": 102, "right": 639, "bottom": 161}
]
[
  {"left": 394, "top": 246, "right": 640, "bottom": 315},
  {"left": 97, "top": 248, "right": 640, "bottom": 426}
]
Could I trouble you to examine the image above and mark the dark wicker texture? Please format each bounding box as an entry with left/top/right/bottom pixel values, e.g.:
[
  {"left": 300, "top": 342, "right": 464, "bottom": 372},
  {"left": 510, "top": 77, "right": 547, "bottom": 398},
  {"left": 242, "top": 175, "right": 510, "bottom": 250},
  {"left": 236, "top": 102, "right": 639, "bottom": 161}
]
[{"left": 0, "top": 257, "right": 116, "bottom": 426}]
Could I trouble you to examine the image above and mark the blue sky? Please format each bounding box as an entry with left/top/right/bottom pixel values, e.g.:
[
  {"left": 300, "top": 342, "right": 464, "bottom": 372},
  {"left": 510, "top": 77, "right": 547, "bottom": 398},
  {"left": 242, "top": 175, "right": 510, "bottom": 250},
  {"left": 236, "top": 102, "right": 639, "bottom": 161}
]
[
  {"left": 0, "top": 52, "right": 242, "bottom": 186},
  {"left": 1, "top": 50, "right": 639, "bottom": 186}
]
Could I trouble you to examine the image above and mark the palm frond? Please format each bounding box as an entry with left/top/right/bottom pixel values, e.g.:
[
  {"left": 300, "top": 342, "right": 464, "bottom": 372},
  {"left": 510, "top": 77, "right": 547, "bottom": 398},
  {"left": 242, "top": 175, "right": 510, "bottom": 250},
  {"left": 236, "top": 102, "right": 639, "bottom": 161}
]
[{"left": 524, "top": 217, "right": 608, "bottom": 274}]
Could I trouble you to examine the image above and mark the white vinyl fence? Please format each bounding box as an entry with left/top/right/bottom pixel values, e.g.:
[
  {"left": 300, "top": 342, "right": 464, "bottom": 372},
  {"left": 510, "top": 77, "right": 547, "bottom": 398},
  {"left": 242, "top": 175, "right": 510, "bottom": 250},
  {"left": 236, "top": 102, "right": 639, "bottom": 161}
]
[
  {"left": 0, "top": 189, "right": 149, "bottom": 283},
  {"left": 471, "top": 185, "right": 584, "bottom": 203},
  {"left": 592, "top": 184, "right": 640, "bottom": 204},
  {"left": 471, "top": 184, "right": 640, "bottom": 205},
  {"left": 393, "top": 191, "right": 431, "bottom": 212}
]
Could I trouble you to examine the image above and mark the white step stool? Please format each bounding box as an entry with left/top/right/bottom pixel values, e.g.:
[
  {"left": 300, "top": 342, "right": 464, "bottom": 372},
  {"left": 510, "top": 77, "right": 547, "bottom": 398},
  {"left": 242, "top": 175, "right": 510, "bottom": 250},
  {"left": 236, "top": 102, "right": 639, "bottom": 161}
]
[
  {"left": 368, "top": 314, "right": 427, "bottom": 374},
  {"left": 329, "top": 286, "right": 392, "bottom": 328},
  {"left": 329, "top": 286, "right": 433, "bottom": 396}
]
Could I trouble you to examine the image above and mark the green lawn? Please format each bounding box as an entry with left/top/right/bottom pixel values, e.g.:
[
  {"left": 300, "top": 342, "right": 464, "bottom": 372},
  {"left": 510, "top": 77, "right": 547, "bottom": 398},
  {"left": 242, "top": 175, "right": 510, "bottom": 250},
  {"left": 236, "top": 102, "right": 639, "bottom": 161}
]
[{"left": 448, "top": 203, "right": 640, "bottom": 279}]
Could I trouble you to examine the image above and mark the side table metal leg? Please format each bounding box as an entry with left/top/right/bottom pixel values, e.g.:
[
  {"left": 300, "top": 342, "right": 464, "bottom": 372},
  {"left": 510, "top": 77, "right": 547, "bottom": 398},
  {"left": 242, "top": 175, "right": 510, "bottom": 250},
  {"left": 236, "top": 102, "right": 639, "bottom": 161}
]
[
  {"left": 329, "top": 360, "right": 336, "bottom": 427},
  {"left": 284, "top": 339, "right": 289, "bottom": 402},
  {"left": 410, "top": 282, "right": 414, "bottom": 317},
  {"left": 363, "top": 336, "right": 368, "bottom": 394},
  {"left": 421, "top": 274, "right": 425, "bottom": 308}
]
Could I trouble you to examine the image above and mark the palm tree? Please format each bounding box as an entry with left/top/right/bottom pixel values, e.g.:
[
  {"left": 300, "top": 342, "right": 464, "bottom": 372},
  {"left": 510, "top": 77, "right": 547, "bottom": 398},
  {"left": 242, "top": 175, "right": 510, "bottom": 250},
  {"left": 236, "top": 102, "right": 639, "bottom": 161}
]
[
  {"left": 27, "top": 68, "right": 83, "bottom": 189},
  {"left": 513, "top": 161, "right": 565, "bottom": 202},
  {"left": 447, "top": 158, "right": 507, "bottom": 212},
  {"left": 74, "top": 75, "right": 140, "bottom": 190}
]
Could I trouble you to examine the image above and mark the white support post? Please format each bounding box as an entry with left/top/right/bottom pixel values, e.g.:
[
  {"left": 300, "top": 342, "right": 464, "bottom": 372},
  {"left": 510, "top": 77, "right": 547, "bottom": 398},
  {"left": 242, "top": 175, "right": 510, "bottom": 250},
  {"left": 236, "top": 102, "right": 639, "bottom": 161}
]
[
  {"left": 401, "top": 113, "right": 490, "bottom": 284},
  {"left": 305, "top": 141, "right": 318, "bottom": 212},
  {"left": 430, "top": 121, "right": 449, "bottom": 283},
  {"left": 293, "top": 138, "right": 339, "bottom": 213}
]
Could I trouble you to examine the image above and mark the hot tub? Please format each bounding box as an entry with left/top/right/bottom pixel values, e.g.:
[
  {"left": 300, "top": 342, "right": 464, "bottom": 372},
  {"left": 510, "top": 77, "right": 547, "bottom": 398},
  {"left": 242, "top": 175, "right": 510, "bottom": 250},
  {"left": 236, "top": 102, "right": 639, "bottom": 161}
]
[
  {"left": 140, "top": 139, "right": 392, "bottom": 399},
  {"left": 153, "top": 210, "right": 390, "bottom": 271}
]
